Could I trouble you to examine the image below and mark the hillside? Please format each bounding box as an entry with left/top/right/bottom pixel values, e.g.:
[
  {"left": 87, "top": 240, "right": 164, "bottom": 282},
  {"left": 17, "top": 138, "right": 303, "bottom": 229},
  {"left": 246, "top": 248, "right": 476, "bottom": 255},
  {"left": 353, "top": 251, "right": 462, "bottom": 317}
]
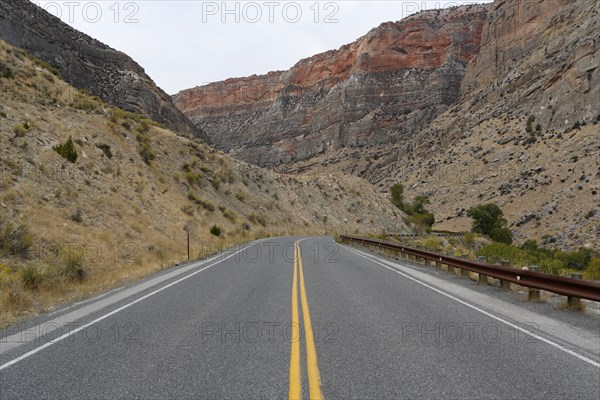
[
  {"left": 0, "top": 39, "right": 410, "bottom": 329},
  {"left": 0, "top": 0, "right": 199, "bottom": 137},
  {"left": 173, "top": 0, "right": 599, "bottom": 250}
]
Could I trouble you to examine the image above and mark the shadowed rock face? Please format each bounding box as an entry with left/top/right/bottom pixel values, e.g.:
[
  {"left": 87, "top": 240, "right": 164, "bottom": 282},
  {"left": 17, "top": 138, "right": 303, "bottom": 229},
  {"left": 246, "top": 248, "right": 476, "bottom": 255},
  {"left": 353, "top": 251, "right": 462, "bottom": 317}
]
[
  {"left": 173, "top": 5, "right": 490, "bottom": 167},
  {"left": 0, "top": 0, "right": 200, "bottom": 137}
]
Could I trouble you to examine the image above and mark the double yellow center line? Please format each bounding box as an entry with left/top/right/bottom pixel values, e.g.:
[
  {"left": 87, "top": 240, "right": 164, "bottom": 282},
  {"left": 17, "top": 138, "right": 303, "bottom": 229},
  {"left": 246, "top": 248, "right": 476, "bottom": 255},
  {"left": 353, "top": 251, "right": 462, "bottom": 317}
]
[{"left": 289, "top": 240, "right": 324, "bottom": 400}]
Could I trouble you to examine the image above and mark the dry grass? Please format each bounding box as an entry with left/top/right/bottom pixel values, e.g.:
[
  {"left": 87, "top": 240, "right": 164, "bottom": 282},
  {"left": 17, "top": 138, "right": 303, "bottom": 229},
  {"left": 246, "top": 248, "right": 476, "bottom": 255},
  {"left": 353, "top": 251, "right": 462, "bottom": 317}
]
[{"left": 0, "top": 38, "right": 410, "bottom": 330}]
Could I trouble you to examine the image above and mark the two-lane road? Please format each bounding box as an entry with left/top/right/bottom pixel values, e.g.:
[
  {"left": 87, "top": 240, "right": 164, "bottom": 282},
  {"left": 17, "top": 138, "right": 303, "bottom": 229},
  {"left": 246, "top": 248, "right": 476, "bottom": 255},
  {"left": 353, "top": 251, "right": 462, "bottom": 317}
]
[{"left": 1, "top": 237, "right": 599, "bottom": 399}]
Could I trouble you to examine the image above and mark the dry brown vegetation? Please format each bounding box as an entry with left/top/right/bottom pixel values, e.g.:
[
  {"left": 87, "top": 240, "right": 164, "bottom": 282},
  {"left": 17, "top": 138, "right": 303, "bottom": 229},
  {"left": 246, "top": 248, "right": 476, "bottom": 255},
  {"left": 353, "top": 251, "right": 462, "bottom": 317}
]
[{"left": 0, "top": 39, "right": 410, "bottom": 329}]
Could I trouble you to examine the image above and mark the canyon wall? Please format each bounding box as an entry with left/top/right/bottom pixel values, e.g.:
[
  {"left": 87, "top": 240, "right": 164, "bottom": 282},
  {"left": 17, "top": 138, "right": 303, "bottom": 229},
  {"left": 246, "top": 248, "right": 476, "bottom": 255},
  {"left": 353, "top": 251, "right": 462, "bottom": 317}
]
[{"left": 174, "top": 5, "right": 490, "bottom": 166}]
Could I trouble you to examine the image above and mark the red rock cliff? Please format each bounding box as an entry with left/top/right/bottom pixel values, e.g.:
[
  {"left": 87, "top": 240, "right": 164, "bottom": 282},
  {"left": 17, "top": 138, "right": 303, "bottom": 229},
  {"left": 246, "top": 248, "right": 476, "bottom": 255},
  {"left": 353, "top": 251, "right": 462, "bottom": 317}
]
[{"left": 173, "top": 4, "right": 490, "bottom": 166}]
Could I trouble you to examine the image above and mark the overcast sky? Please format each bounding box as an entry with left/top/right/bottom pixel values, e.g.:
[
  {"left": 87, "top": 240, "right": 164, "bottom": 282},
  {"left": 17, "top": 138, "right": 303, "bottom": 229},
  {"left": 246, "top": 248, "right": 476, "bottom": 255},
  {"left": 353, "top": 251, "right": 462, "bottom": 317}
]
[{"left": 33, "top": 1, "right": 492, "bottom": 94}]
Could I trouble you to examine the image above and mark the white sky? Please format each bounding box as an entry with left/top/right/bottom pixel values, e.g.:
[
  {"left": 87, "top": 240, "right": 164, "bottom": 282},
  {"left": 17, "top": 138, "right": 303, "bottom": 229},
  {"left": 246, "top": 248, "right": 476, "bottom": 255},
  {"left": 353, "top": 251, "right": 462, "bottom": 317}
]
[{"left": 33, "top": 1, "right": 492, "bottom": 94}]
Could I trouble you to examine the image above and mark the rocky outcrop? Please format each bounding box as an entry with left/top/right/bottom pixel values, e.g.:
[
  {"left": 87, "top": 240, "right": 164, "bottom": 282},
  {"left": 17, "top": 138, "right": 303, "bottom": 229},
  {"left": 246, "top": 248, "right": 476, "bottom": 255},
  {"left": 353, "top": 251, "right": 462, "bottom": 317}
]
[
  {"left": 0, "top": 0, "right": 200, "bottom": 137},
  {"left": 459, "top": 0, "right": 599, "bottom": 132},
  {"left": 174, "top": 5, "right": 490, "bottom": 166}
]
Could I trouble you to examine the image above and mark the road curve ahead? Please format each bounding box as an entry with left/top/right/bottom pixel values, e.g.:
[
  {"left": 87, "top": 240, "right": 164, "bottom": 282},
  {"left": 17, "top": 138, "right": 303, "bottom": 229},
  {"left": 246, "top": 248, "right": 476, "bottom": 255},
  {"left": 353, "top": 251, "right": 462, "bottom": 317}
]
[{"left": 1, "top": 237, "right": 599, "bottom": 399}]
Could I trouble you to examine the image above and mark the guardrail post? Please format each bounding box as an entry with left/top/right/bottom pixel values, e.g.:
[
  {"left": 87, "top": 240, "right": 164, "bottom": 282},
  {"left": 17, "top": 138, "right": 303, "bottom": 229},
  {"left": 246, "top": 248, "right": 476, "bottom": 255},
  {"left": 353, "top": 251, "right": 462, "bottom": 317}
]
[
  {"left": 499, "top": 260, "right": 511, "bottom": 290},
  {"left": 528, "top": 265, "right": 541, "bottom": 301},
  {"left": 478, "top": 256, "right": 488, "bottom": 285},
  {"left": 568, "top": 273, "right": 582, "bottom": 308}
]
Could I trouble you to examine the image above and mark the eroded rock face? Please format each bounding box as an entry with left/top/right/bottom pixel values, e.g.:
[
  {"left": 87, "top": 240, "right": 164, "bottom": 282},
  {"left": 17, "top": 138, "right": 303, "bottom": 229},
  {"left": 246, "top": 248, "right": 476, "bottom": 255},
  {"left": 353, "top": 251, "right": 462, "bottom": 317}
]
[
  {"left": 460, "top": 0, "right": 599, "bottom": 132},
  {"left": 0, "top": 0, "right": 199, "bottom": 137},
  {"left": 173, "top": 5, "right": 490, "bottom": 166}
]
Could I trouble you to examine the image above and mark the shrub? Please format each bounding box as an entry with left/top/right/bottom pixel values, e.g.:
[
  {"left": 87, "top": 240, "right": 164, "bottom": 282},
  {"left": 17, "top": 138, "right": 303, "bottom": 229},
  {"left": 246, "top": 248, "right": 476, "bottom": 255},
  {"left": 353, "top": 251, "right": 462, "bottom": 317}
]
[
  {"left": 72, "top": 95, "right": 102, "bottom": 112},
  {"left": 20, "top": 265, "right": 44, "bottom": 290},
  {"left": 137, "top": 120, "right": 150, "bottom": 134},
  {"left": 181, "top": 204, "right": 194, "bottom": 216},
  {"left": 136, "top": 134, "right": 155, "bottom": 165},
  {"left": 467, "top": 203, "right": 512, "bottom": 244},
  {"left": 477, "top": 243, "right": 535, "bottom": 267},
  {"left": 13, "top": 121, "right": 31, "bottom": 137},
  {"left": 390, "top": 183, "right": 405, "bottom": 209},
  {"left": 556, "top": 248, "right": 593, "bottom": 270},
  {"left": 422, "top": 237, "right": 441, "bottom": 251},
  {"left": 248, "top": 213, "right": 268, "bottom": 227},
  {"left": 32, "top": 57, "right": 59, "bottom": 75},
  {"left": 71, "top": 208, "right": 83, "bottom": 223},
  {"left": 62, "top": 253, "right": 86, "bottom": 281},
  {"left": 489, "top": 227, "right": 513, "bottom": 245},
  {"left": 0, "top": 221, "right": 33, "bottom": 257},
  {"left": 222, "top": 209, "right": 237, "bottom": 222},
  {"left": 572, "top": 121, "right": 581, "bottom": 130},
  {"left": 185, "top": 172, "right": 203, "bottom": 186},
  {"left": 188, "top": 195, "right": 215, "bottom": 212},
  {"left": 53, "top": 136, "right": 78, "bottom": 163},
  {"left": 210, "top": 225, "right": 222, "bottom": 237},
  {"left": 212, "top": 179, "right": 220, "bottom": 190},
  {"left": 525, "top": 115, "right": 535, "bottom": 133},
  {"left": 235, "top": 190, "right": 246, "bottom": 202},
  {"left": 539, "top": 258, "right": 565, "bottom": 275},
  {"left": 584, "top": 258, "right": 600, "bottom": 281},
  {"left": 96, "top": 143, "right": 113, "bottom": 159},
  {"left": 464, "top": 232, "right": 476, "bottom": 244},
  {"left": 2, "top": 67, "right": 13, "bottom": 79}
]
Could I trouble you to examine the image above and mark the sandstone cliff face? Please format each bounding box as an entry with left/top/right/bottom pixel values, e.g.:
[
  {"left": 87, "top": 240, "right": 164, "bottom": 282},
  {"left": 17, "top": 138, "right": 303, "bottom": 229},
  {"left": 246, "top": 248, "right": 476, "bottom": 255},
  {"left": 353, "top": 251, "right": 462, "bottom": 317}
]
[
  {"left": 459, "top": 0, "right": 599, "bottom": 132},
  {"left": 0, "top": 0, "right": 199, "bottom": 137},
  {"left": 174, "top": 5, "right": 490, "bottom": 166}
]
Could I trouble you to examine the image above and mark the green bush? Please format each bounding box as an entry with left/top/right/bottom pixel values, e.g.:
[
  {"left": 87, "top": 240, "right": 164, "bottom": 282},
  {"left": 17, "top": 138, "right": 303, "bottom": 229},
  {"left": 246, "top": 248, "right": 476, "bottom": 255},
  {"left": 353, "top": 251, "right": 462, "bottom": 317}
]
[
  {"left": 210, "top": 225, "right": 222, "bottom": 237},
  {"left": 53, "top": 136, "right": 78, "bottom": 163},
  {"left": 556, "top": 248, "right": 592, "bottom": 270},
  {"left": 489, "top": 227, "right": 513, "bottom": 245},
  {"left": 390, "top": 183, "right": 405, "bottom": 209},
  {"left": 539, "top": 258, "right": 564, "bottom": 275},
  {"left": 477, "top": 243, "right": 536, "bottom": 267},
  {"left": 477, "top": 242, "right": 596, "bottom": 278},
  {"left": 390, "top": 183, "right": 435, "bottom": 231},
  {"left": 467, "top": 203, "right": 512, "bottom": 244}
]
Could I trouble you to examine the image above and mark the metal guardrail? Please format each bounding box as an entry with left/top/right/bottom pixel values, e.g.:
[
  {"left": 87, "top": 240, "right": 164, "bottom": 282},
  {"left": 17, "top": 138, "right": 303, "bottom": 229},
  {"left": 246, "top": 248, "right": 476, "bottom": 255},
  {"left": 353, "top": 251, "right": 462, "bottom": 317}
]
[{"left": 340, "top": 235, "right": 600, "bottom": 302}]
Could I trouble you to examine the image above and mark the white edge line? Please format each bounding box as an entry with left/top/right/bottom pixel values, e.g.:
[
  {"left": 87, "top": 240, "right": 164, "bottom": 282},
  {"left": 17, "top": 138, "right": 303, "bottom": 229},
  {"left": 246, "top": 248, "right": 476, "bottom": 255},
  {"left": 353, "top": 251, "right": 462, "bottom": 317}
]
[
  {"left": 0, "top": 241, "right": 260, "bottom": 371},
  {"left": 340, "top": 243, "right": 600, "bottom": 368}
]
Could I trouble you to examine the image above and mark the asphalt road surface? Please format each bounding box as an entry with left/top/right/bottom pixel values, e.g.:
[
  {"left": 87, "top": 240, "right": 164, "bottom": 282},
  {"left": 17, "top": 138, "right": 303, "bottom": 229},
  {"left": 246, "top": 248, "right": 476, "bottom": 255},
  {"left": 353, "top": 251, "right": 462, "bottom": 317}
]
[{"left": 1, "top": 237, "right": 599, "bottom": 399}]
